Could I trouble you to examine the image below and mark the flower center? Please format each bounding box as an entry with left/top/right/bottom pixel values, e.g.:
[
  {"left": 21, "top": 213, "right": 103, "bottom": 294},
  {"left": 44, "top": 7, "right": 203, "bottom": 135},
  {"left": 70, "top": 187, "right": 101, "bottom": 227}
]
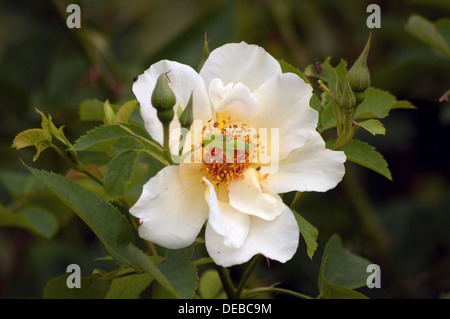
[{"left": 200, "top": 114, "right": 260, "bottom": 185}]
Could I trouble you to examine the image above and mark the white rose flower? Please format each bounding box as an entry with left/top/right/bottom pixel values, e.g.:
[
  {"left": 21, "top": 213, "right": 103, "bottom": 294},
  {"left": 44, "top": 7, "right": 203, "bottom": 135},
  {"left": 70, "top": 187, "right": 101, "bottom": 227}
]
[{"left": 130, "top": 42, "right": 346, "bottom": 267}]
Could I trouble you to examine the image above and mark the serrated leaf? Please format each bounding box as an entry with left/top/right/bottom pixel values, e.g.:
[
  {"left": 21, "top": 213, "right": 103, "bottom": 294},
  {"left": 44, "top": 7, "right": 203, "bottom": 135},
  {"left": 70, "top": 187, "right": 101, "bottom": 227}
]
[
  {"left": 318, "top": 234, "right": 371, "bottom": 299},
  {"left": 342, "top": 139, "right": 392, "bottom": 180},
  {"left": 25, "top": 164, "right": 135, "bottom": 265},
  {"left": 279, "top": 59, "right": 310, "bottom": 83},
  {"left": 292, "top": 209, "right": 318, "bottom": 259},
  {"left": 389, "top": 100, "right": 417, "bottom": 110},
  {"left": 35, "top": 109, "right": 70, "bottom": 146},
  {"left": 127, "top": 244, "right": 179, "bottom": 298},
  {"left": 104, "top": 150, "right": 138, "bottom": 201},
  {"left": 114, "top": 100, "right": 138, "bottom": 124},
  {"left": 12, "top": 129, "right": 52, "bottom": 161},
  {"left": 105, "top": 272, "right": 153, "bottom": 299},
  {"left": 156, "top": 249, "right": 198, "bottom": 299},
  {"left": 321, "top": 278, "right": 369, "bottom": 299},
  {"left": 405, "top": 15, "right": 450, "bottom": 58},
  {"left": 71, "top": 124, "right": 157, "bottom": 152},
  {"left": 355, "top": 87, "right": 397, "bottom": 119},
  {"left": 357, "top": 119, "right": 386, "bottom": 136},
  {"left": 0, "top": 205, "right": 58, "bottom": 239},
  {"left": 79, "top": 99, "right": 105, "bottom": 122},
  {"left": 43, "top": 273, "right": 110, "bottom": 299},
  {"left": 319, "top": 234, "right": 372, "bottom": 289},
  {"left": 111, "top": 137, "right": 146, "bottom": 155}
]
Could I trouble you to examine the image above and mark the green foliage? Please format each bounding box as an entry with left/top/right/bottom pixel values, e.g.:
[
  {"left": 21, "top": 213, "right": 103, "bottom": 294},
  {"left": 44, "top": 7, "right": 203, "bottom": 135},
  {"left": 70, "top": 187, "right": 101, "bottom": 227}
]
[
  {"left": 405, "top": 15, "right": 450, "bottom": 58},
  {"left": 3, "top": 0, "right": 431, "bottom": 300},
  {"left": 198, "top": 269, "right": 224, "bottom": 299},
  {"left": 104, "top": 150, "right": 139, "bottom": 201},
  {"left": 25, "top": 164, "right": 136, "bottom": 265},
  {"left": 292, "top": 209, "right": 318, "bottom": 259},
  {"left": 356, "top": 119, "right": 386, "bottom": 136},
  {"left": 105, "top": 272, "right": 153, "bottom": 299},
  {"left": 43, "top": 273, "right": 110, "bottom": 299},
  {"left": 341, "top": 139, "right": 392, "bottom": 181},
  {"left": 0, "top": 205, "right": 58, "bottom": 239},
  {"left": 279, "top": 59, "right": 310, "bottom": 83},
  {"left": 12, "top": 129, "right": 52, "bottom": 161},
  {"left": 127, "top": 244, "right": 198, "bottom": 299},
  {"left": 318, "top": 234, "right": 371, "bottom": 299}
]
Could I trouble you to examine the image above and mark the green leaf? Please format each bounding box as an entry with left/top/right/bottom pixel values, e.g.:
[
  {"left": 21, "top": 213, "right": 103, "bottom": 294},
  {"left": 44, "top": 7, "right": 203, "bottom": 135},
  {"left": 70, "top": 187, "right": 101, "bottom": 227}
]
[
  {"left": 12, "top": 129, "right": 52, "bottom": 161},
  {"left": 104, "top": 100, "right": 116, "bottom": 124},
  {"left": 114, "top": 100, "right": 138, "bottom": 124},
  {"left": 341, "top": 139, "right": 392, "bottom": 181},
  {"left": 320, "top": 100, "right": 337, "bottom": 131},
  {"left": 35, "top": 109, "right": 70, "bottom": 146},
  {"left": 71, "top": 124, "right": 158, "bottom": 153},
  {"left": 389, "top": 100, "right": 417, "bottom": 110},
  {"left": 105, "top": 272, "right": 153, "bottom": 299},
  {"left": 319, "top": 234, "right": 372, "bottom": 291},
  {"left": 321, "top": 278, "right": 369, "bottom": 299},
  {"left": 79, "top": 99, "right": 105, "bottom": 122},
  {"left": 104, "top": 150, "right": 138, "bottom": 201},
  {"left": 127, "top": 245, "right": 198, "bottom": 299},
  {"left": 25, "top": 164, "right": 135, "bottom": 265},
  {"left": 156, "top": 249, "right": 198, "bottom": 299},
  {"left": 309, "top": 94, "right": 322, "bottom": 114},
  {"left": 279, "top": 59, "right": 310, "bottom": 83},
  {"left": 435, "top": 19, "right": 450, "bottom": 52},
  {"left": 405, "top": 15, "right": 450, "bottom": 58},
  {"left": 197, "top": 32, "right": 211, "bottom": 72},
  {"left": 292, "top": 209, "right": 318, "bottom": 259},
  {"left": 127, "top": 244, "right": 179, "bottom": 298},
  {"left": 356, "top": 119, "right": 386, "bottom": 136},
  {"left": 0, "top": 170, "right": 44, "bottom": 197},
  {"left": 0, "top": 205, "right": 58, "bottom": 239},
  {"left": 355, "top": 87, "right": 397, "bottom": 119},
  {"left": 111, "top": 137, "right": 146, "bottom": 155},
  {"left": 198, "top": 269, "right": 223, "bottom": 299},
  {"left": 43, "top": 273, "right": 110, "bottom": 299},
  {"left": 305, "top": 57, "right": 348, "bottom": 94}
]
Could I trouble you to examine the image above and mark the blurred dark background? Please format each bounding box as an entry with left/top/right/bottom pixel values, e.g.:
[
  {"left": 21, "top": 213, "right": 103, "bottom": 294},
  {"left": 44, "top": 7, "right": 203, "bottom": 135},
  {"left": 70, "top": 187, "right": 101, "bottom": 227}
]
[{"left": 0, "top": 0, "right": 449, "bottom": 299}]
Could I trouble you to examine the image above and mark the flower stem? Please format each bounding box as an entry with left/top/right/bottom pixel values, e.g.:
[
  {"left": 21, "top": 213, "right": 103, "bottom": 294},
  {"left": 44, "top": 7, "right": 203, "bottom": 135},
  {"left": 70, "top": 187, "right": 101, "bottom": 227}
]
[
  {"left": 216, "top": 265, "right": 236, "bottom": 299},
  {"left": 245, "top": 286, "right": 314, "bottom": 299},
  {"left": 163, "top": 125, "right": 175, "bottom": 165},
  {"left": 235, "top": 254, "right": 263, "bottom": 298},
  {"left": 290, "top": 192, "right": 307, "bottom": 211}
]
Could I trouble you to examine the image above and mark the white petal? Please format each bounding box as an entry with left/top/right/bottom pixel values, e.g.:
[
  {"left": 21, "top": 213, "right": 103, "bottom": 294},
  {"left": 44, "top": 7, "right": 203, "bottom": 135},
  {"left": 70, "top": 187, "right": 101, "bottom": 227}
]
[
  {"left": 228, "top": 168, "right": 285, "bottom": 221},
  {"left": 209, "top": 78, "right": 260, "bottom": 120},
  {"left": 249, "top": 72, "right": 316, "bottom": 160},
  {"left": 200, "top": 42, "right": 282, "bottom": 92},
  {"left": 203, "top": 178, "right": 250, "bottom": 249},
  {"left": 205, "top": 207, "right": 299, "bottom": 267},
  {"left": 129, "top": 163, "right": 207, "bottom": 249},
  {"left": 133, "top": 60, "right": 211, "bottom": 146},
  {"left": 263, "top": 130, "right": 346, "bottom": 193}
]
